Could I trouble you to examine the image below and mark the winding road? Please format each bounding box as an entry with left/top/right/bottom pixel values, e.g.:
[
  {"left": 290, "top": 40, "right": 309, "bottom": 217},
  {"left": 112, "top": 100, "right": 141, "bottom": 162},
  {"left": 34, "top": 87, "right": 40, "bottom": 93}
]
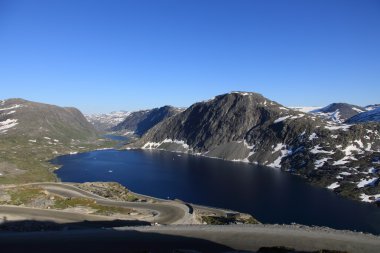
[
  {"left": 0, "top": 182, "right": 191, "bottom": 225},
  {"left": 1, "top": 183, "right": 380, "bottom": 252}
]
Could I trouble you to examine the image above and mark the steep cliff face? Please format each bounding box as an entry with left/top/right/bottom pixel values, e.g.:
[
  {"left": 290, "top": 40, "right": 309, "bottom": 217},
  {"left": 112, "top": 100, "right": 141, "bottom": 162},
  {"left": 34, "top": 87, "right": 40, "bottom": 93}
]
[{"left": 128, "top": 92, "right": 380, "bottom": 203}]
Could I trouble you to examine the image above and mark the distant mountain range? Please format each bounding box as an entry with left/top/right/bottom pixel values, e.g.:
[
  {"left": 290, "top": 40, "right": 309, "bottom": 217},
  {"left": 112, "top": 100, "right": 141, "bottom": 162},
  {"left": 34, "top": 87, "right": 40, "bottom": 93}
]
[
  {"left": 346, "top": 108, "right": 380, "bottom": 124},
  {"left": 292, "top": 103, "right": 380, "bottom": 124},
  {"left": 111, "top": 106, "right": 184, "bottom": 136},
  {"left": 85, "top": 111, "right": 131, "bottom": 131},
  {"left": 308, "top": 103, "right": 366, "bottom": 123},
  {"left": 85, "top": 106, "right": 184, "bottom": 136},
  {"left": 128, "top": 92, "right": 380, "bottom": 204}
]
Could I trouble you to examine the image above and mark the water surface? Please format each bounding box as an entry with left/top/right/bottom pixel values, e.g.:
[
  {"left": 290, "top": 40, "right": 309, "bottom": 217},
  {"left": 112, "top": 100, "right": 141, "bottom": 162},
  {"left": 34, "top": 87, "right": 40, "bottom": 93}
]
[{"left": 53, "top": 149, "right": 380, "bottom": 234}]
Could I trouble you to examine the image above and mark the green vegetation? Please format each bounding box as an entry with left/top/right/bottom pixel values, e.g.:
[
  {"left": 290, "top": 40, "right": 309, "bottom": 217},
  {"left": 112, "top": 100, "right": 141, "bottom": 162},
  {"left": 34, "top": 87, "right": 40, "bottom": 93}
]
[
  {"left": 1, "top": 186, "right": 133, "bottom": 216},
  {"left": 6, "top": 186, "right": 44, "bottom": 205},
  {"left": 201, "top": 215, "right": 259, "bottom": 225},
  {"left": 53, "top": 197, "right": 132, "bottom": 215},
  {"left": 74, "top": 182, "right": 140, "bottom": 202}
]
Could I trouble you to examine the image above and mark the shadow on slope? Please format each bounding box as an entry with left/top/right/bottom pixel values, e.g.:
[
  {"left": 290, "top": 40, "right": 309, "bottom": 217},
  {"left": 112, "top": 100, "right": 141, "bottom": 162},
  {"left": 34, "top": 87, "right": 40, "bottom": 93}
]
[{"left": 0, "top": 220, "right": 233, "bottom": 253}]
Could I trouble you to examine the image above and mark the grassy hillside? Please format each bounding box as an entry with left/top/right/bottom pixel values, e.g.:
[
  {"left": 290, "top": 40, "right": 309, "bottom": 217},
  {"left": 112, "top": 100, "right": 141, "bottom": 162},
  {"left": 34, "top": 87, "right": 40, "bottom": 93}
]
[{"left": 0, "top": 98, "right": 115, "bottom": 183}]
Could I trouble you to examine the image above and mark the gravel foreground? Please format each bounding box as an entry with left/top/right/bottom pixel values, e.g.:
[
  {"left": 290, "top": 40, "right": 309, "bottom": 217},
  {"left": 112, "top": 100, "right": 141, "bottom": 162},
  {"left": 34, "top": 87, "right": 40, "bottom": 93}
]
[{"left": 0, "top": 224, "right": 379, "bottom": 253}]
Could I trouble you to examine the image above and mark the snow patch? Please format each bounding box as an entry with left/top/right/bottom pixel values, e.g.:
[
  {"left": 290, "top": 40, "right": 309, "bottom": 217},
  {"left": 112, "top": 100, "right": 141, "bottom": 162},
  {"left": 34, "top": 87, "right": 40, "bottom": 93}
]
[
  {"left": 5, "top": 110, "right": 16, "bottom": 115},
  {"left": 308, "top": 133, "right": 318, "bottom": 141},
  {"left": 327, "top": 182, "right": 340, "bottom": 190},
  {"left": 142, "top": 139, "right": 190, "bottom": 150},
  {"left": 314, "top": 158, "right": 330, "bottom": 169},
  {"left": 360, "top": 193, "right": 380, "bottom": 203},
  {"left": 272, "top": 143, "right": 286, "bottom": 153},
  {"left": 230, "top": 91, "right": 255, "bottom": 96},
  {"left": 357, "top": 177, "right": 378, "bottom": 188},
  {"left": 352, "top": 107, "right": 365, "bottom": 113},
  {"left": 274, "top": 116, "right": 290, "bottom": 123},
  {"left": 310, "top": 145, "right": 334, "bottom": 154},
  {"left": 0, "top": 119, "right": 18, "bottom": 133},
  {"left": 267, "top": 144, "right": 291, "bottom": 169},
  {"left": 0, "top": 104, "right": 23, "bottom": 111},
  {"left": 324, "top": 124, "right": 351, "bottom": 131},
  {"left": 354, "top": 140, "right": 364, "bottom": 148}
]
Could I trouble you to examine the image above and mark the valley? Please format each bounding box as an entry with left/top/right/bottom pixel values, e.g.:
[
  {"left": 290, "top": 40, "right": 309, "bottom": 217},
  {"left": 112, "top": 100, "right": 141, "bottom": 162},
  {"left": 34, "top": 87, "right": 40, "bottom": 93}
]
[{"left": 1, "top": 93, "right": 380, "bottom": 252}]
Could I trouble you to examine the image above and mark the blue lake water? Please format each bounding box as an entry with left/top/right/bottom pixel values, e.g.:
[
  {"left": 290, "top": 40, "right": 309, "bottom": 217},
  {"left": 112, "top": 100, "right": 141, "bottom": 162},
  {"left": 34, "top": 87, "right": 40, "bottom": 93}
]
[{"left": 53, "top": 149, "right": 380, "bottom": 234}]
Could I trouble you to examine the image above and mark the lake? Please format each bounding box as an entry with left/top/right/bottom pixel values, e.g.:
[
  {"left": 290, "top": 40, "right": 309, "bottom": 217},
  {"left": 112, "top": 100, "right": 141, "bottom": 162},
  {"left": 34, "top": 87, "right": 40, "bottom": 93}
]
[{"left": 53, "top": 149, "right": 380, "bottom": 234}]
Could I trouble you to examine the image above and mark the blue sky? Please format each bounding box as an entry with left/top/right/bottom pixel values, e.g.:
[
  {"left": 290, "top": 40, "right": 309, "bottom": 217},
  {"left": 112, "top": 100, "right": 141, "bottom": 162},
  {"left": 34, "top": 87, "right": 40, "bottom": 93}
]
[{"left": 0, "top": 0, "right": 379, "bottom": 113}]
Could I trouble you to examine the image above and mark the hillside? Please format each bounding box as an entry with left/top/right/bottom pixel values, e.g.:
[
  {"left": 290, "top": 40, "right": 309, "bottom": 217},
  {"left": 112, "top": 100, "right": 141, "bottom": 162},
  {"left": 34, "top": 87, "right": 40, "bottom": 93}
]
[
  {"left": 346, "top": 108, "right": 380, "bottom": 124},
  {"left": 0, "top": 98, "right": 111, "bottom": 183},
  {"left": 0, "top": 98, "right": 98, "bottom": 140},
  {"left": 128, "top": 92, "right": 380, "bottom": 204},
  {"left": 112, "top": 106, "right": 183, "bottom": 136}
]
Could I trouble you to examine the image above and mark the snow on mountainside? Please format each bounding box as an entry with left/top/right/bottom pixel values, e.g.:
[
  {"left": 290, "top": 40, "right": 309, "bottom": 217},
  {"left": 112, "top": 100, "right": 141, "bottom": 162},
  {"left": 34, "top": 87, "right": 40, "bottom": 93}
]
[
  {"left": 0, "top": 99, "right": 22, "bottom": 134},
  {"left": 85, "top": 111, "right": 131, "bottom": 131},
  {"left": 308, "top": 103, "right": 366, "bottom": 123},
  {"left": 128, "top": 92, "right": 380, "bottom": 204},
  {"left": 0, "top": 98, "right": 97, "bottom": 140},
  {"left": 289, "top": 106, "right": 322, "bottom": 113},
  {"left": 346, "top": 107, "right": 380, "bottom": 124},
  {"left": 365, "top": 104, "right": 380, "bottom": 111}
]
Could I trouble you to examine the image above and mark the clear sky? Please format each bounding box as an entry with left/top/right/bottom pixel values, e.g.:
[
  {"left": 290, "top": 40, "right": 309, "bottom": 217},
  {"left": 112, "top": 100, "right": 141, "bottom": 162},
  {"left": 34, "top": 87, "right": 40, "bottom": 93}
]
[{"left": 0, "top": 0, "right": 379, "bottom": 114}]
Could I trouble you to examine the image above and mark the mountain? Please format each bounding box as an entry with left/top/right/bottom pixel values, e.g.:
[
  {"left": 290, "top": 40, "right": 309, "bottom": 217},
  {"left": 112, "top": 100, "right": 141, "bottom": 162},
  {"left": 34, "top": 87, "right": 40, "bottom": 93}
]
[
  {"left": 365, "top": 104, "right": 380, "bottom": 111},
  {"left": 112, "top": 106, "right": 184, "bottom": 136},
  {"left": 0, "top": 98, "right": 103, "bottom": 183},
  {"left": 85, "top": 111, "right": 130, "bottom": 131},
  {"left": 0, "top": 98, "right": 97, "bottom": 140},
  {"left": 309, "top": 103, "right": 366, "bottom": 123},
  {"left": 346, "top": 108, "right": 380, "bottom": 124},
  {"left": 128, "top": 92, "right": 380, "bottom": 203}
]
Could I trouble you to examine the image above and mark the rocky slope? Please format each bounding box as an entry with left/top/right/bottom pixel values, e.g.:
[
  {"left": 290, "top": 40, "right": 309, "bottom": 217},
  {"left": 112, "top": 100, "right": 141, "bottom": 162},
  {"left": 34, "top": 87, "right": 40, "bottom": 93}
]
[
  {"left": 112, "top": 106, "right": 183, "bottom": 136},
  {"left": 85, "top": 111, "right": 130, "bottom": 131},
  {"left": 128, "top": 92, "right": 380, "bottom": 204},
  {"left": 309, "top": 103, "right": 366, "bottom": 123}
]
